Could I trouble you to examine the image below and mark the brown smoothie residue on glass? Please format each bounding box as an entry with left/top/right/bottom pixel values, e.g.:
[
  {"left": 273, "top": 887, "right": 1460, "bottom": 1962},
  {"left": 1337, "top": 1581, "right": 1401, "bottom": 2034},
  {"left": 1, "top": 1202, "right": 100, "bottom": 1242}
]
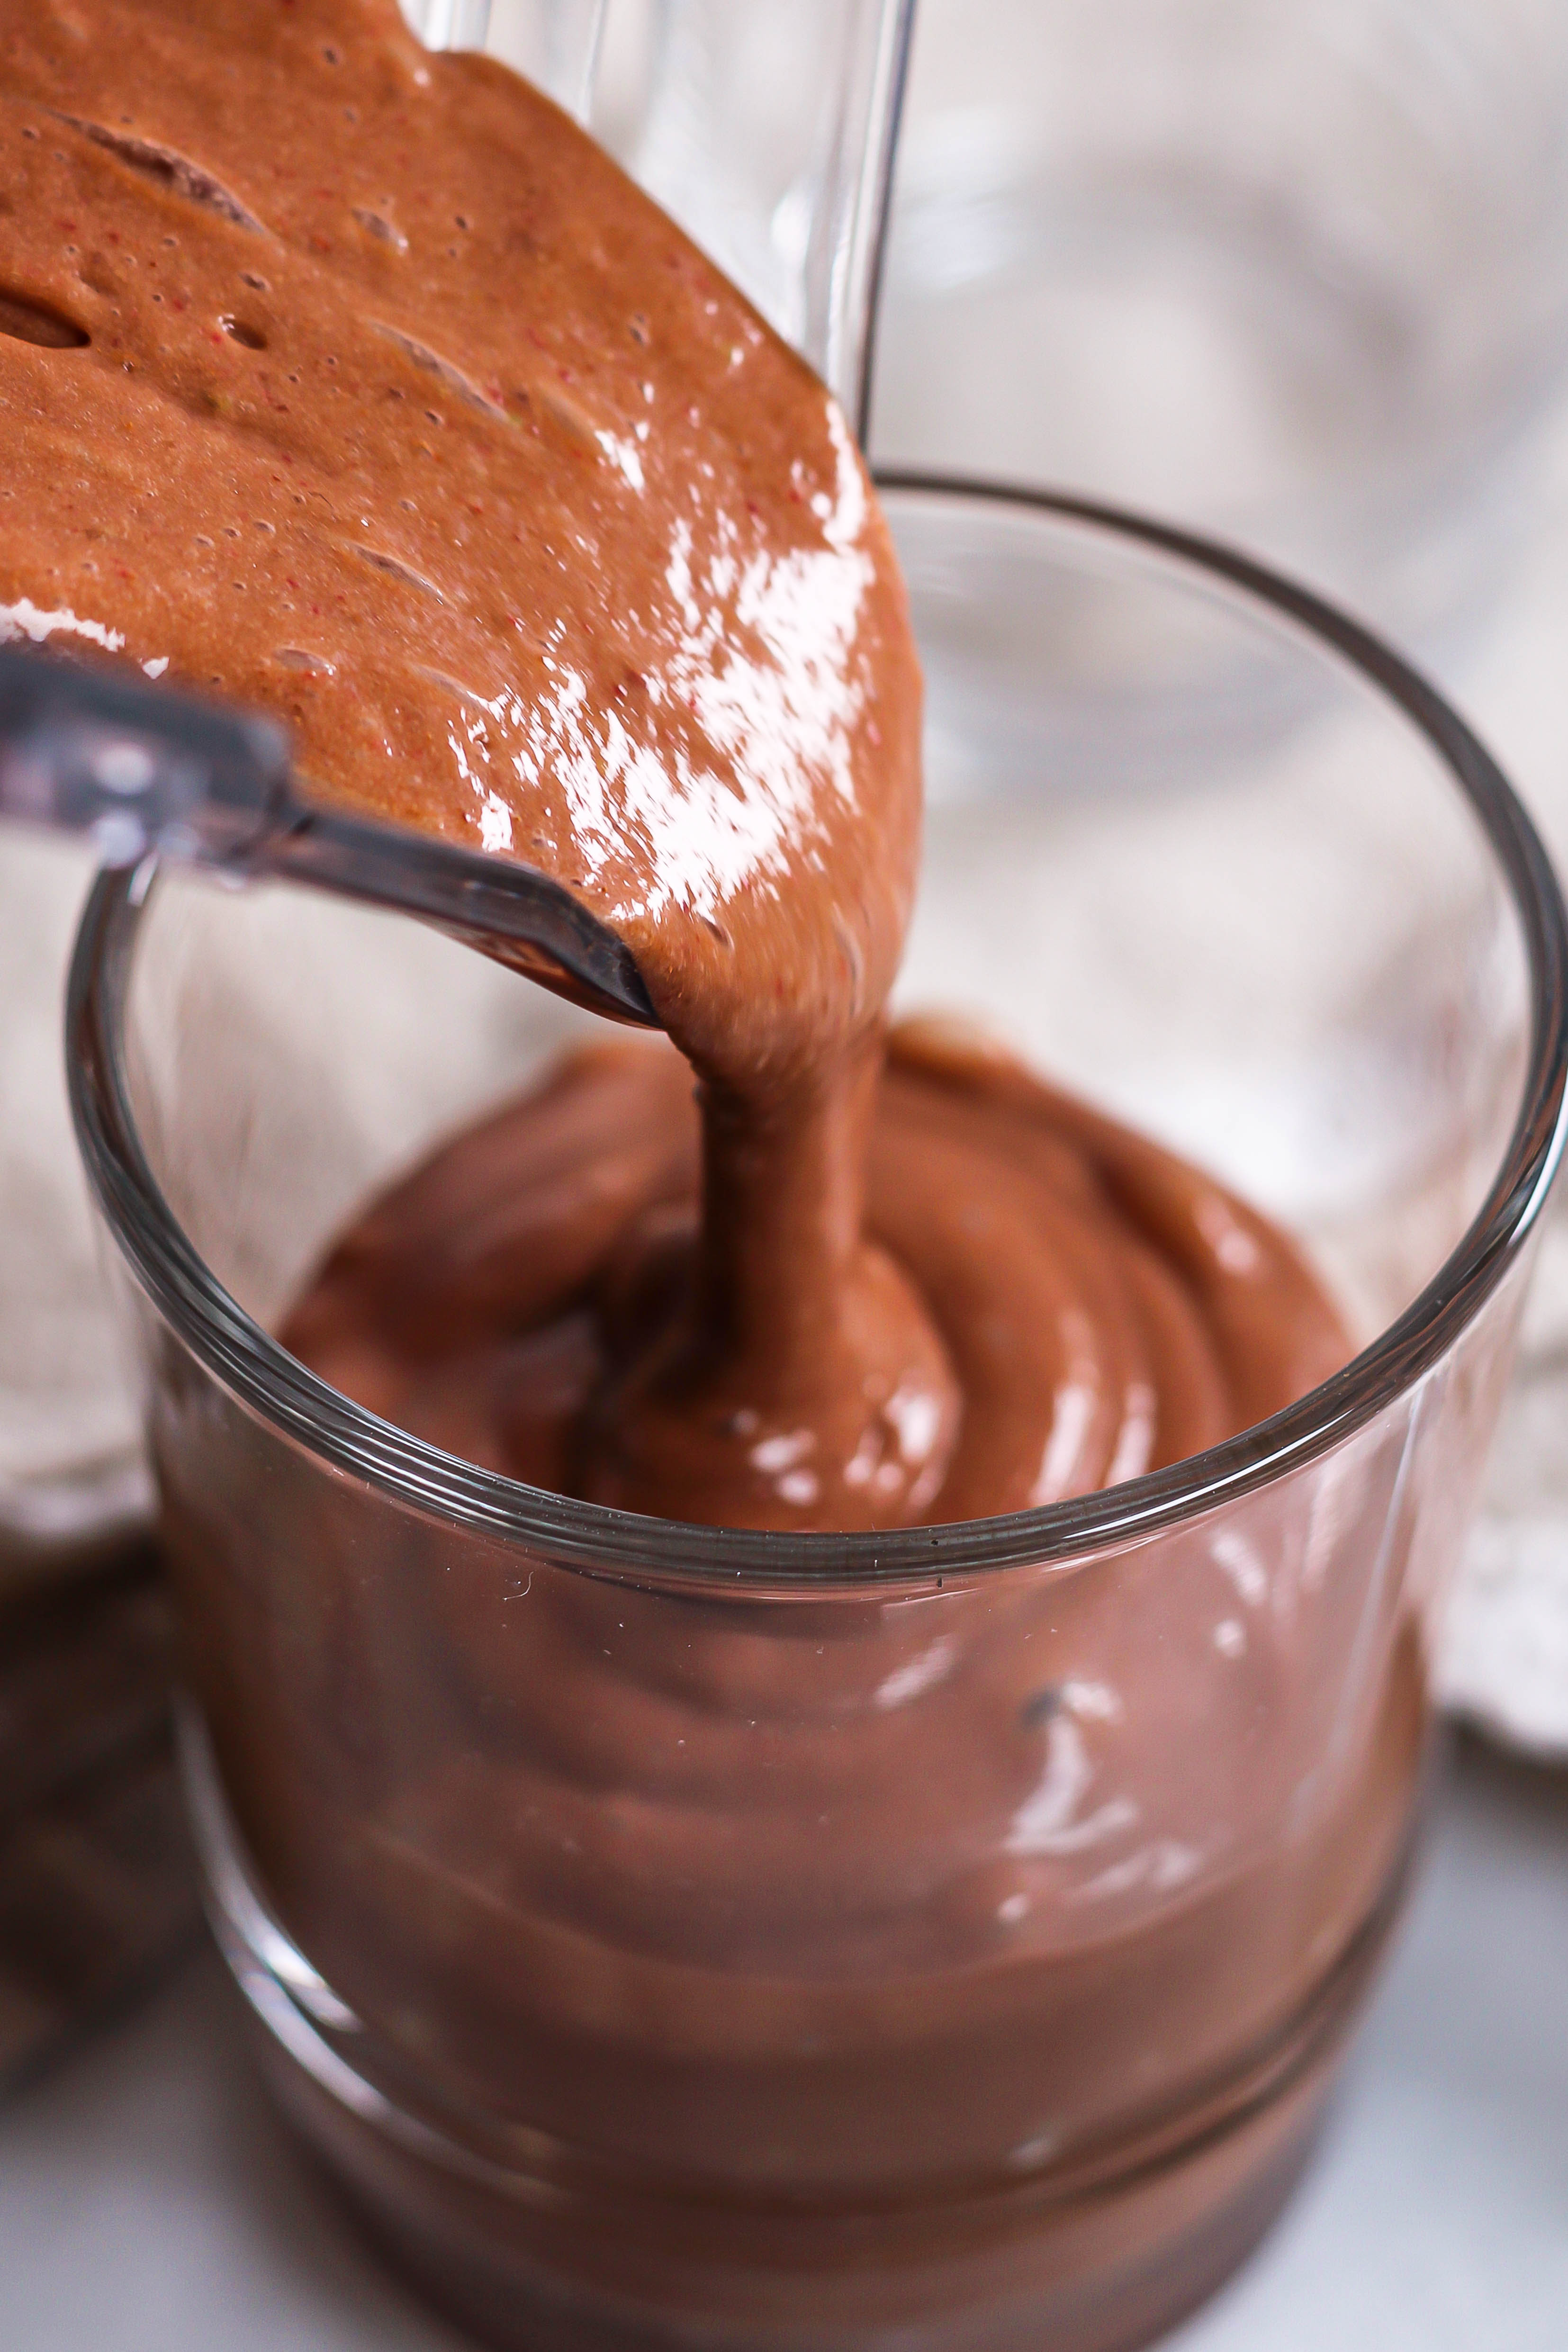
[{"left": 0, "top": 0, "right": 1344, "bottom": 1533}]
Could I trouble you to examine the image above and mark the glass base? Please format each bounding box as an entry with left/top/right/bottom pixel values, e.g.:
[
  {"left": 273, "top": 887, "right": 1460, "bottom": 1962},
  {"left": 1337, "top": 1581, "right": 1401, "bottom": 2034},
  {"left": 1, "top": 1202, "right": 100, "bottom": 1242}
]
[{"left": 182, "top": 1711, "right": 1415, "bottom": 2352}]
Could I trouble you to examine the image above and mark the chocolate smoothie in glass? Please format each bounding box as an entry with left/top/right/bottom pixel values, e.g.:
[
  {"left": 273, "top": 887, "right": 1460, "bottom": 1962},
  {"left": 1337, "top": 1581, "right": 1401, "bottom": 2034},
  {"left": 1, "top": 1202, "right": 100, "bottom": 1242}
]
[{"left": 6, "top": 6, "right": 1539, "bottom": 2350}]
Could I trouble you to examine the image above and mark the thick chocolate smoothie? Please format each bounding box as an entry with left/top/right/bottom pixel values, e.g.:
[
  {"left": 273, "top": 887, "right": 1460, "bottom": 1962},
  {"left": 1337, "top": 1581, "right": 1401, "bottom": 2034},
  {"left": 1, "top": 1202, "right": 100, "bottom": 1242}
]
[{"left": 3, "top": 9, "right": 1423, "bottom": 2350}]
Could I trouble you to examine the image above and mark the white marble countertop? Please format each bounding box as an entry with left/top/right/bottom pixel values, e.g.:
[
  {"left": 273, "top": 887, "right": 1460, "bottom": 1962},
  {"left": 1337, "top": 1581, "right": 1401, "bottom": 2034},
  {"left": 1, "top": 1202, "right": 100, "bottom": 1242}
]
[{"left": 1, "top": 1738, "right": 1564, "bottom": 2352}]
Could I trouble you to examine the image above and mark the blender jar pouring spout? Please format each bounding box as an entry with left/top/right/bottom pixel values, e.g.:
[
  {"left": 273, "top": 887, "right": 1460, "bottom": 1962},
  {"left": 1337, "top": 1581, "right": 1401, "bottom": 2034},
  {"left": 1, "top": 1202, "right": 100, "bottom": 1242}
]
[{"left": 0, "top": 650, "right": 659, "bottom": 1028}]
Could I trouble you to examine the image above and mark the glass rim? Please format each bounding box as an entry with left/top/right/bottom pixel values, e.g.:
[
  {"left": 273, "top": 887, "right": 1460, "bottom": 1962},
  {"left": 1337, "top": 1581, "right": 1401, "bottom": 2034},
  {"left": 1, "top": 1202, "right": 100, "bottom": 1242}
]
[{"left": 65, "top": 471, "right": 1568, "bottom": 1591}]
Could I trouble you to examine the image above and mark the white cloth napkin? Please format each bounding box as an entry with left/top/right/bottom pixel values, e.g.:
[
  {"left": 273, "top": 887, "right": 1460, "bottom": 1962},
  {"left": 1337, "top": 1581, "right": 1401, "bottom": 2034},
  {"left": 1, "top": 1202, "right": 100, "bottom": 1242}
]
[{"left": 1428, "top": 425, "right": 1568, "bottom": 1754}]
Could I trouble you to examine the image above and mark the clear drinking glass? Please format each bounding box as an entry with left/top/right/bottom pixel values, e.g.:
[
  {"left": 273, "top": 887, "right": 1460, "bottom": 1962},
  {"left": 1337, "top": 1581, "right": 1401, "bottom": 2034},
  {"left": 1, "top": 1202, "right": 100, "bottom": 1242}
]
[{"left": 67, "top": 481, "right": 1568, "bottom": 2352}]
